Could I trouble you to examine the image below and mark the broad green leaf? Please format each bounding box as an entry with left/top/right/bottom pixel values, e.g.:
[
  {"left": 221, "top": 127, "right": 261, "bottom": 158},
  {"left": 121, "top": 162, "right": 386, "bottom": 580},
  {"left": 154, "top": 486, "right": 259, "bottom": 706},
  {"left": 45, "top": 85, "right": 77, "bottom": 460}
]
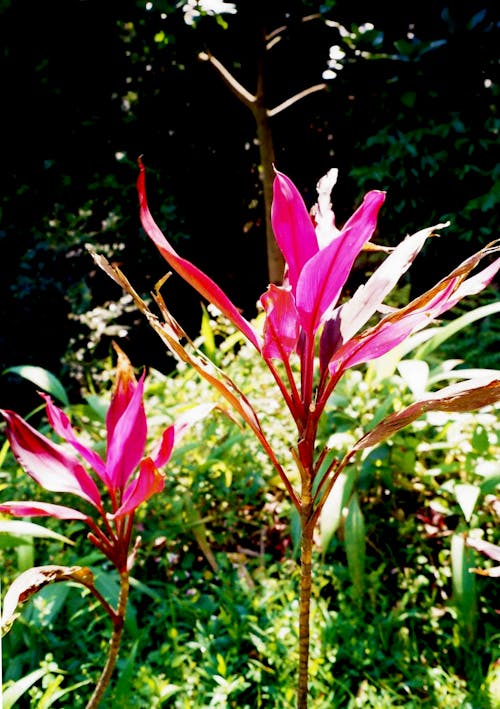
[
  {"left": 83, "top": 394, "right": 108, "bottom": 421},
  {"left": 25, "top": 582, "right": 71, "bottom": 629},
  {"left": 3, "top": 365, "right": 69, "bottom": 406}
]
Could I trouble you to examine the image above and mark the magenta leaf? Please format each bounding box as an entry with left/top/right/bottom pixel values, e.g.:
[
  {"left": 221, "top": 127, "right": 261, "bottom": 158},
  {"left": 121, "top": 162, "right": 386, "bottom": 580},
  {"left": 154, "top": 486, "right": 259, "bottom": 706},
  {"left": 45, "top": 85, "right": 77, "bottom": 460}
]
[
  {"left": 110, "top": 457, "right": 165, "bottom": 519},
  {"left": 260, "top": 284, "right": 300, "bottom": 361},
  {"left": 106, "top": 372, "right": 148, "bottom": 490},
  {"left": 40, "top": 393, "right": 110, "bottom": 487},
  {"left": 1, "top": 409, "right": 102, "bottom": 508},
  {"left": 336, "top": 223, "right": 446, "bottom": 343},
  {"left": 296, "top": 190, "right": 386, "bottom": 336},
  {"left": 271, "top": 170, "right": 318, "bottom": 290},
  {"left": 0, "top": 501, "right": 90, "bottom": 521},
  {"left": 137, "top": 160, "right": 261, "bottom": 352}
]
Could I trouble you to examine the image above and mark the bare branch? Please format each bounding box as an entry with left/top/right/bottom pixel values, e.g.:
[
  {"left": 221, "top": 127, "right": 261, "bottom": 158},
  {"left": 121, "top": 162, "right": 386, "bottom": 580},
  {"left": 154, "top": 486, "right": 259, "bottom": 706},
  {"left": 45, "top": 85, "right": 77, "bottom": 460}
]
[
  {"left": 268, "top": 83, "right": 327, "bottom": 117},
  {"left": 266, "top": 13, "right": 323, "bottom": 42},
  {"left": 198, "top": 50, "right": 256, "bottom": 109}
]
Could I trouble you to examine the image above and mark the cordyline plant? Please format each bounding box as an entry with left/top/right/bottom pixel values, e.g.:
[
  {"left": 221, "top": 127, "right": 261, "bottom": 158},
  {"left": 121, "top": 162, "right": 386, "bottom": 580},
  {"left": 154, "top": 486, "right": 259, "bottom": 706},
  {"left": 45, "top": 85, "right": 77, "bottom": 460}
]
[
  {"left": 89, "top": 159, "right": 500, "bottom": 708},
  {"left": 0, "top": 344, "right": 211, "bottom": 708}
]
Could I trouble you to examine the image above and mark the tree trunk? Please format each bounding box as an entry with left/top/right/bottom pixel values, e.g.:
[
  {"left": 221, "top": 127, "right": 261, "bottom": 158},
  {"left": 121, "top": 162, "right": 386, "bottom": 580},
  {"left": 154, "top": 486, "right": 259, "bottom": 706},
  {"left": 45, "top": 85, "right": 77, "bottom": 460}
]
[{"left": 253, "top": 38, "right": 285, "bottom": 285}]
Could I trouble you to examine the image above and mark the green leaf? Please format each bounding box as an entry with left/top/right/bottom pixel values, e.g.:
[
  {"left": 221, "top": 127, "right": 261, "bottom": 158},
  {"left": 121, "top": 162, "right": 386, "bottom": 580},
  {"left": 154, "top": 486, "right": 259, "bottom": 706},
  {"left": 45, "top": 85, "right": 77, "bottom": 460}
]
[
  {"left": 415, "top": 301, "right": 500, "bottom": 360},
  {"left": 451, "top": 533, "right": 477, "bottom": 643},
  {"left": 344, "top": 493, "right": 366, "bottom": 601},
  {"left": 3, "top": 365, "right": 69, "bottom": 406},
  {"left": 36, "top": 679, "right": 91, "bottom": 708},
  {"left": 112, "top": 639, "right": 139, "bottom": 704},
  {"left": 2, "top": 667, "right": 48, "bottom": 709},
  {"left": 454, "top": 484, "right": 480, "bottom": 523},
  {"left": 319, "top": 468, "right": 355, "bottom": 554},
  {"left": 0, "top": 520, "right": 75, "bottom": 546},
  {"left": 200, "top": 303, "right": 217, "bottom": 363}
]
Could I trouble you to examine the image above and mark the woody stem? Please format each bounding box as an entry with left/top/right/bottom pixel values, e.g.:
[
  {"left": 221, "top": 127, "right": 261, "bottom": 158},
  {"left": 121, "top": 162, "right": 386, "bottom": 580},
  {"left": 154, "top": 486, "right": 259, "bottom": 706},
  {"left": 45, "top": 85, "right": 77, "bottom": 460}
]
[{"left": 85, "top": 570, "right": 129, "bottom": 709}]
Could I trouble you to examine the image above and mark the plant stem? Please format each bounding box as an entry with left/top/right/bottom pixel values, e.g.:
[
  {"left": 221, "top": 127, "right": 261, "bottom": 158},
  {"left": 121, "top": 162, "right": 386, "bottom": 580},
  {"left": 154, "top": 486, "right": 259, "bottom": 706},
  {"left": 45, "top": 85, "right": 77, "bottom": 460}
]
[
  {"left": 297, "top": 482, "right": 314, "bottom": 709},
  {"left": 86, "top": 570, "right": 130, "bottom": 709}
]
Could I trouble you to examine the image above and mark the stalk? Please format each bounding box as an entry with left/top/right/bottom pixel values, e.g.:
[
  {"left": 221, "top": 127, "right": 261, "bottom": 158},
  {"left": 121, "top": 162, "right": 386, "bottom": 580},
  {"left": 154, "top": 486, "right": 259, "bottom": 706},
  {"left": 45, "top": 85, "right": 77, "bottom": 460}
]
[
  {"left": 86, "top": 570, "right": 130, "bottom": 709},
  {"left": 297, "top": 477, "right": 314, "bottom": 709}
]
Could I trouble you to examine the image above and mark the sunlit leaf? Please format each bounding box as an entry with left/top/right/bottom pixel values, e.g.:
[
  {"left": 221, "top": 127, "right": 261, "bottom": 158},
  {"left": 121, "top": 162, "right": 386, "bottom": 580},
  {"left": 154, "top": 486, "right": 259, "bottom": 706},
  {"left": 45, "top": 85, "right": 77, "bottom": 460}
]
[
  {"left": 0, "top": 520, "right": 75, "bottom": 546},
  {"left": 2, "top": 668, "right": 48, "bottom": 709},
  {"left": 3, "top": 365, "right": 69, "bottom": 406},
  {"left": 353, "top": 378, "right": 500, "bottom": 451},
  {"left": 454, "top": 484, "right": 480, "bottom": 523}
]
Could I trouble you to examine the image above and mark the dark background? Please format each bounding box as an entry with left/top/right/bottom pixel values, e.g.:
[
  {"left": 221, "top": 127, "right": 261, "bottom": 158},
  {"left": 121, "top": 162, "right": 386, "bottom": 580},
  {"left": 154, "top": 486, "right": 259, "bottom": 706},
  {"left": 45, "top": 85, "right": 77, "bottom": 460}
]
[{"left": 1, "top": 0, "right": 499, "bottom": 411}]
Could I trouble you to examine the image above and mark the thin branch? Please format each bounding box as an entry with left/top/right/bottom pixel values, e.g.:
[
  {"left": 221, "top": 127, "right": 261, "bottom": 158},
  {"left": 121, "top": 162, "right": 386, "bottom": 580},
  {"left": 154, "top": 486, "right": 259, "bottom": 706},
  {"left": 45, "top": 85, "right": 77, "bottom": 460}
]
[
  {"left": 198, "top": 50, "right": 256, "bottom": 109},
  {"left": 266, "top": 13, "right": 323, "bottom": 42},
  {"left": 268, "top": 83, "right": 327, "bottom": 117}
]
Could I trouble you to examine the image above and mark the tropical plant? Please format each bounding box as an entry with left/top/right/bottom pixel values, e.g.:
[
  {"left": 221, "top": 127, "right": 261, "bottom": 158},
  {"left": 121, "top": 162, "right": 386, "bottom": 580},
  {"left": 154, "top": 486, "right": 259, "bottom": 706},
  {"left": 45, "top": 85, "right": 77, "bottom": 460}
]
[{"left": 90, "top": 160, "right": 500, "bottom": 707}]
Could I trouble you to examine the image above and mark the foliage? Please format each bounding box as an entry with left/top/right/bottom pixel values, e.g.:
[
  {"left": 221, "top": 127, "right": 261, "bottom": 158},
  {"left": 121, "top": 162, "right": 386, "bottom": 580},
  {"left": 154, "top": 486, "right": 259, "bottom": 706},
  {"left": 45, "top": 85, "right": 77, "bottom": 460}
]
[
  {"left": 1, "top": 1, "right": 499, "bottom": 410},
  {"left": 1, "top": 309, "right": 499, "bottom": 707}
]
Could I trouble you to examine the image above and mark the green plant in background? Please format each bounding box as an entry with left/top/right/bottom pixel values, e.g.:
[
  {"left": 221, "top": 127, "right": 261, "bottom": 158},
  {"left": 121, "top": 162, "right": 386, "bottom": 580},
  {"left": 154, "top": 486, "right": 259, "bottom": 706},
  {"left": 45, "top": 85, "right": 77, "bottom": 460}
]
[
  {"left": 91, "top": 160, "right": 500, "bottom": 708},
  {"left": 0, "top": 346, "right": 212, "bottom": 707},
  {"left": 2, "top": 326, "right": 499, "bottom": 706}
]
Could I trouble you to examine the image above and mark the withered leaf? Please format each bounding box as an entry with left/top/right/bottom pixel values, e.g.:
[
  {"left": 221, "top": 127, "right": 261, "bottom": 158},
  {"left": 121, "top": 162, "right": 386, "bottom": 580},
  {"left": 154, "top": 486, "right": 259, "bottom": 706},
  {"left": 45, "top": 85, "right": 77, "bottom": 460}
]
[
  {"left": 1, "top": 565, "right": 94, "bottom": 634},
  {"left": 353, "top": 378, "right": 500, "bottom": 451}
]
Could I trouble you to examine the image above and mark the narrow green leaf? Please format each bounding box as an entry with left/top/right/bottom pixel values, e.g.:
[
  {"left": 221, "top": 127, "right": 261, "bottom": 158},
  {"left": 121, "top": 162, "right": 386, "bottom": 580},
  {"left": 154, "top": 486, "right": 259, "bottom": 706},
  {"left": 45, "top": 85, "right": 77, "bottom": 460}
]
[
  {"left": 36, "top": 679, "right": 91, "bottom": 708},
  {"left": 183, "top": 492, "right": 219, "bottom": 573},
  {"left": 0, "top": 520, "right": 75, "bottom": 546},
  {"left": 415, "top": 301, "right": 500, "bottom": 360},
  {"left": 200, "top": 303, "right": 217, "bottom": 362},
  {"left": 451, "top": 533, "right": 477, "bottom": 643},
  {"left": 3, "top": 365, "right": 69, "bottom": 406},
  {"left": 2, "top": 667, "right": 48, "bottom": 709},
  {"left": 112, "top": 639, "right": 139, "bottom": 704},
  {"left": 319, "top": 469, "right": 355, "bottom": 554},
  {"left": 344, "top": 493, "right": 366, "bottom": 601}
]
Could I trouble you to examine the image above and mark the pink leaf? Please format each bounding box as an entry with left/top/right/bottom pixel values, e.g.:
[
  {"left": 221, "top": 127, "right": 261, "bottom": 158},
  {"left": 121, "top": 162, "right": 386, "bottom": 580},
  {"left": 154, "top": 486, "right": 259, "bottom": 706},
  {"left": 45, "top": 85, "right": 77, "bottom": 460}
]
[
  {"left": 106, "top": 343, "right": 140, "bottom": 445},
  {"left": 110, "top": 457, "right": 165, "bottom": 519},
  {"left": 1, "top": 409, "right": 102, "bottom": 508},
  {"left": 337, "top": 223, "right": 446, "bottom": 343},
  {"left": 465, "top": 536, "right": 500, "bottom": 563},
  {"left": 0, "top": 501, "right": 90, "bottom": 521},
  {"left": 296, "top": 190, "right": 386, "bottom": 336},
  {"left": 271, "top": 170, "right": 318, "bottom": 290},
  {"left": 106, "top": 372, "right": 148, "bottom": 490},
  {"left": 40, "top": 393, "right": 109, "bottom": 487},
  {"left": 152, "top": 402, "right": 215, "bottom": 469},
  {"left": 260, "top": 284, "right": 300, "bottom": 361},
  {"left": 137, "top": 160, "right": 261, "bottom": 352}
]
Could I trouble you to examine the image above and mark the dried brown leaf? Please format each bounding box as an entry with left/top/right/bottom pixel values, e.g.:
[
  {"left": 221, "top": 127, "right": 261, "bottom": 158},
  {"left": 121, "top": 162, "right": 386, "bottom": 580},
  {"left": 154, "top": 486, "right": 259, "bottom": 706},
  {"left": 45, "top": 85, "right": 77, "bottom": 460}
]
[{"left": 353, "top": 379, "right": 500, "bottom": 451}]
